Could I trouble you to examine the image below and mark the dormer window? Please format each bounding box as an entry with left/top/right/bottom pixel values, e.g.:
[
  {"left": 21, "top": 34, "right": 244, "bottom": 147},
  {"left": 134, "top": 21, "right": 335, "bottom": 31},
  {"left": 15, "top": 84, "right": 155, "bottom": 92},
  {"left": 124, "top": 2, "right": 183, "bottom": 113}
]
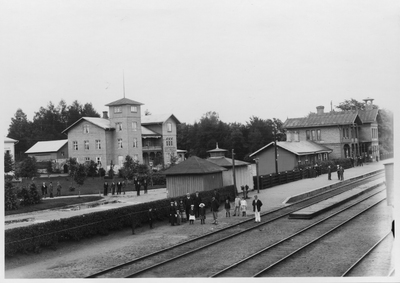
[
  {"left": 167, "top": 122, "right": 172, "bottom": 132},
  {"left": 131, "top": 106, "right": 138, "bottom": 113},
  {"left": 114, "top": 106, "right": 122, "bottom": 113}
]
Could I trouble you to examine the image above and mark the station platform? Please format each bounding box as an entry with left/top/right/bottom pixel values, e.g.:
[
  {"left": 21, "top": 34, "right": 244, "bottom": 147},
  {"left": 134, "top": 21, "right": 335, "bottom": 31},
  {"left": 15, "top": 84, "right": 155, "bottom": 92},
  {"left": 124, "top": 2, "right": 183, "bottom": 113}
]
[
  {"left": 288, "top": 178, "right": 385, "bottom": 219},
  {"left": 4, "top": 160, "right": 388, "bottom": 230}
]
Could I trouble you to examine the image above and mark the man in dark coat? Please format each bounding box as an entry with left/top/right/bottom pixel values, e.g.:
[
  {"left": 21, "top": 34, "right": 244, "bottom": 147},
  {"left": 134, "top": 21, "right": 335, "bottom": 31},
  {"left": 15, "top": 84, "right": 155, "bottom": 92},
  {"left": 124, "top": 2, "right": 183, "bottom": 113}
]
[
  {"left": 148, "top": 208, "right": 155, "bottom": 229},
  {"left": 252, "top": 195, "right": 263, "bottom": 223},
  {"left": 103, "top": 181, "right": 108, "bottom": 196},
  {"left": 340, "top": 166, "right": 345, "bottom": 181},
  {"left": 213, "top": 189, "right": 220, "bottom": 205},
  {"left": 169, "top": 201, "right": 177, "bottom": 226},
  {"left": 193, "top": 191, "right": 202, "bottom": 218},
  {"left": 111, "top": 182, "right": 116, "bottom": 195},
  {"left": 117, "top": 181, "right": 122, "bottom": 195},
  {"left": 184, "top": 193, "right": 193, "bottom": 221},
  {"left": 143, "top": 178, "right": 148, "bottom": 194},
  {"left": 135, "top": 178, "right": 141, "bottom": 196},
  {"left": 210, "top": 197, "right": 219, "bottom": 225},
  {"left": 336, "top": 165, "right": 340, "bottom": 180},
  {"left": 327, "top": 165, "right": 332, "bottom": 180},
  {"left": 41, "top": 182, "right": 48, "bottom": 198}
]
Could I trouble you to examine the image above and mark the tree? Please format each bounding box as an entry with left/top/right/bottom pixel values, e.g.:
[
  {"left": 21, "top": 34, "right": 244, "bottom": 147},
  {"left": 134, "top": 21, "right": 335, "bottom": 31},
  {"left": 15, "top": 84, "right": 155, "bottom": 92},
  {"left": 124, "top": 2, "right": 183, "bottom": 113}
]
[
  {"left": 8, "top": 109, "right": 33, "bottom": 161},
  {"left": 67, "top": 157, "right": 87, "bottom": 188},
  {"left": 335, "top": 98, "right": 373, "bottom": 111},
  {"left": 377, "top": 108, "right": 394, "bottom": 154},
  {"left": 86, "top": 160, "right": 99, "bottom": 178},
  {"left": 5, "top": 181, "right": 19, "bottom": 211},
  {"left": 15, "top": 156, "right": 38, "bottom": 178},
  {"left": 4, "top": 151, "right": 14, "bottom": 173},
  {"left": 121, "top": 155, "right": 138, "bottom": 180}
]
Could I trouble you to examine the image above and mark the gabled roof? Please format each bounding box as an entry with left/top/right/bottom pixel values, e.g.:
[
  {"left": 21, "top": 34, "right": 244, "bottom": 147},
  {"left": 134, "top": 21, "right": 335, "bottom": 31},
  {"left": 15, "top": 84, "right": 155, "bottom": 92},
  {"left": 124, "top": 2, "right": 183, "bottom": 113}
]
[
  {"left": 105, "top": 97, "right": 144, "bottom": 106},
  {"left": 62, "top": 117, "right": 114, "bottom": 134},
  {"left": 163, "top": 156, "right": 227, "bottom": 175},
  {"left": 4, "top": 136, "right": 18, "bottom": 144},
  {"left": 358, "top": 109, "right": 379, "bottom": 123},
  {"left": 141, "top": 114, "right": 181, "bottom": 125},
  {"left": 25, "top": 140, "right": 68, "bottom": 154},
  {"left": 207, "top": 156, "right": 250, "bottom": 168},
  {"left": 250, "top": 141, "right": 332, "bottom": 157},
  {"left": 141, "top": 126, "right": 161, "bottom": 137},
  {"left": 283, "top": 111, "right": 362, "bottom": 129}
]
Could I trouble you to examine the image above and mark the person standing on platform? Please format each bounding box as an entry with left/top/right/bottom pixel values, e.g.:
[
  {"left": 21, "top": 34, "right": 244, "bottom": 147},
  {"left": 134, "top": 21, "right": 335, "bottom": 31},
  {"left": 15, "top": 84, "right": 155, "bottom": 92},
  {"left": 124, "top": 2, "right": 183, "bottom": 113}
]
[
  {"left": 340, "top": 166, "right": 345, "bottom": 181},
  {"left": 199, "top": 203, "right": 206, "bottom": 224},
  {"left": 49, "top": 182, "right": 54, "bottom": 198},
  {"left": 179, "top": 199, "right": 186, "bottom": 223},
  {"left": 193, "top": 191, "right": 202, "bottom": 219},
  {"left": 189, "top": 204, "right": 196, "bottom": 224},
  {"left": 336, "top": 165, "right": 340, "bottom": 180},
  {"left": 184, "top": 193, "right": 193, "bottom": 221},
  {"left": 111, "top": 182, "right": 116, "bottom": 195},
  {"left": 103, "top": 181, "right": 108, "bottom": 196},
  {"left": 245, "top": 185, "right": 249, "bottom": 199},
  {"left": 233, "top": 195, "right": 241, "bottom": 216},
  {"left": 240, "top": 197, "right": 247, "bottom": 216},
  {"left": 148, "top": 208, "right": 155, "bottom": 229},
  {"left": 169, "top": 201, "right": 177, "bottom": 226},
  {"left": 252, "top": 195, "right": 263, "bottom": 223},
  {"left": 175, "top": 201, "right": 181, "bottom": 225},
  {"left": 117, "top": 181, "right": 122, "bottom": 195},
  {"left": 225, "top": 199, "right": 231, "bottom": 217},
  {"left": 56, "top": 181, "right": 62, "bottom": 196},
  {"left": 213, "top": 189, "right": 221, "bottom": 209},
  {"left": 327, "top": 165, "right": 332, "bottom": 180},
  {"left": 210, "top": 197, "right": 219, "bottom": 225},
  {"left": 135, "top": 178, "right": 141, "bottom": 196},
  {"left": 41, "top": 182, "right": 47, "bottom": 199},
  {"left": 143, "top": 178, "right": 148, "bottom": 194}
]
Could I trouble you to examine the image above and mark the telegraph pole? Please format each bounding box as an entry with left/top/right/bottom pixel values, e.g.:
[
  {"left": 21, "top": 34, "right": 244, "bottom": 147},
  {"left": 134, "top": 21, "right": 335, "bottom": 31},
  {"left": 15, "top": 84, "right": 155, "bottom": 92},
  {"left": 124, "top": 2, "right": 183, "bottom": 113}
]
[
  {"left": 274, "top": 125, "right": 279, "bottom": 174},
  {"left": 232, "top": 149, "right": 237, "bottom": 197}
]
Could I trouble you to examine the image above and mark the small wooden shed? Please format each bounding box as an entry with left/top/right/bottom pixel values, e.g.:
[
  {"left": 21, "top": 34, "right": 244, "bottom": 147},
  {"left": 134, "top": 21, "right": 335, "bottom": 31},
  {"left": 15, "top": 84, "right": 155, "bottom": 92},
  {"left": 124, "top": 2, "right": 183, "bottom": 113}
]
[{"left": 163, "top": 156, "right": 227, "bottom": 198}]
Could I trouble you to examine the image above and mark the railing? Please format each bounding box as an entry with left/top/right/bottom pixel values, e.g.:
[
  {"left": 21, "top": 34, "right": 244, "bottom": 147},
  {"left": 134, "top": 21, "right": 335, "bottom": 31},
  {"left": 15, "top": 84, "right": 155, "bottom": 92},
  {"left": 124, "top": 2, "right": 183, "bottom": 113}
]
[{"left": 142, "top": 146, "right": 162, "bottom": 151}]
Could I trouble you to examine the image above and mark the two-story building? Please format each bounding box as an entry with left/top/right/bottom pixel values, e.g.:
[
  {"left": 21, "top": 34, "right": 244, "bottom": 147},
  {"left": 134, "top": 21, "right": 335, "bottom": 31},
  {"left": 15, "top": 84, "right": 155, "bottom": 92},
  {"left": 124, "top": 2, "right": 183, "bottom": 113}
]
[
  {"left": 61, "top": 97, "right": 180, "bottom": 171},
  {"left": 282, "top": 98, "right": 379, "bottom": 160}
]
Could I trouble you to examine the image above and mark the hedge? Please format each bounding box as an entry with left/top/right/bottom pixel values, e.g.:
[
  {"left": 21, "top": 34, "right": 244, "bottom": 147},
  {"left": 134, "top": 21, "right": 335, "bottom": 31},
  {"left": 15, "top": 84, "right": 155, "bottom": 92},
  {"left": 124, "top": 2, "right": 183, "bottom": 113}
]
[{"left": 5, "top": 185, "right": 235, "bottom": 257}]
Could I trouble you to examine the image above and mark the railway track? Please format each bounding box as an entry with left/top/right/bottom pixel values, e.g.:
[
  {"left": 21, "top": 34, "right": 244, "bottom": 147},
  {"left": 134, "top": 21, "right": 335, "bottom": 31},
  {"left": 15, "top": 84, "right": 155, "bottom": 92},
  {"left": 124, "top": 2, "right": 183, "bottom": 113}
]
[
  {"left": 85, "top": 172, "right": 385, "bottom": 278},
  {"left": 211, "top": 188, "right": 386, "bottom": 277}
]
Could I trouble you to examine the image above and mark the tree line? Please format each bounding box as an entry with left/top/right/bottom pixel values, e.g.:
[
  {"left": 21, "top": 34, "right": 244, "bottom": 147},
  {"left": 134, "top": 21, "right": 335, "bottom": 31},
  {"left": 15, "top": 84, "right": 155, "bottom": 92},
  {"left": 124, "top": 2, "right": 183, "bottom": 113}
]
[
  {"left": 8, "top": 100, "right": 100, "bottom": 161},
  {"left": 6, "top": 98, "right": 393, "bottom": 165}
]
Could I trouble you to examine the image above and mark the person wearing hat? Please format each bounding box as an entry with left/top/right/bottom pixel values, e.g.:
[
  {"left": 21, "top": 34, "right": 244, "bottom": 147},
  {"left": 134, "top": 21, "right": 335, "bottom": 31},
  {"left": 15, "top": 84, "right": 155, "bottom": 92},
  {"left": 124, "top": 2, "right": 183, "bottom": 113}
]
[
  {"left": 184, "top": 193, "right": 193, "bottom": 221},
  {"left": 199, "top": 203, "right": 206, "bottom": 224},
  {"left": 336, "top": 165, "right": 340, "bottom": 180},
  {"left": 169, "top": 201, "right": 177, "bottom": 226},
  {"left": 189, "top": 204, "right": 196, "bottom": 224},
  {"left": 210, "top": 197, "right": 219, "bottom": 224},
  {"left": 327, "top": 165, "right": 332, "bottom": 180}
]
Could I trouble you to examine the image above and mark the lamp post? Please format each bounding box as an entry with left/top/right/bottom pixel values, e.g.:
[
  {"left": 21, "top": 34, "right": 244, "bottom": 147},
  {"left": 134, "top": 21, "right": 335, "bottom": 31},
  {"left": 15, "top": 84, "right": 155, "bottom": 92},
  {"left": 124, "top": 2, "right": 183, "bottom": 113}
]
[{"left": 254, "top": 158, "right": 260, "bottom": 193}]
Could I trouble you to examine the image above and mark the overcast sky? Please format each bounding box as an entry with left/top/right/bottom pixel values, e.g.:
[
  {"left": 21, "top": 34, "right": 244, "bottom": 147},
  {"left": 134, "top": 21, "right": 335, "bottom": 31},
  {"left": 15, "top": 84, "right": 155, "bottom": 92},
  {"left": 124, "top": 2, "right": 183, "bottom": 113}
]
[{"left": 1, "top": 0, "right": 400, "bottom": 135}]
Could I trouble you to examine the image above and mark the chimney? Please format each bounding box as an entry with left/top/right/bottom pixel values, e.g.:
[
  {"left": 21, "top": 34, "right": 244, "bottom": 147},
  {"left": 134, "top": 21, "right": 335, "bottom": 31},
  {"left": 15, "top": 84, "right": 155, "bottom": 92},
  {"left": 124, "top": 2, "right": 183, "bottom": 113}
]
[
  {"left": 102, "top": 111, "right": 109, "bottom": 119},
  {"left": 316, "top": 106, "right": 324, "bottom": 115}
]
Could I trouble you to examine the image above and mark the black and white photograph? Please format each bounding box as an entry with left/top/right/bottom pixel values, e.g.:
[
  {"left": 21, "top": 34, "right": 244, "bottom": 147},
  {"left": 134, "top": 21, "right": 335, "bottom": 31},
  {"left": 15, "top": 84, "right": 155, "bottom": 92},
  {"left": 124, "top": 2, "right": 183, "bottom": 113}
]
[{"left": 1, "top": 0, "right": 399, "bottom": 281}]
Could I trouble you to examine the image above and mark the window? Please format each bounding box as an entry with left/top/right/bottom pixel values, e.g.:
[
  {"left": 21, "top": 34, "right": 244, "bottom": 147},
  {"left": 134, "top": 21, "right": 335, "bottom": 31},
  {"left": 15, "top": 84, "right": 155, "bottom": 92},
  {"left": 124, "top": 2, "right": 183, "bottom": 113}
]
[
  {"left": 85, "top": 157, "right": 90, "bottom": 163},
  {"left": 166, "top": 137, "right": 173, "bottom": 147},
  {"left": 61, "top": 151, "right": 64, "bottom": 157},
  {"left": 306, "top": 130, "right": 310, "bottom": 140},
  {"left": 118, "top": 138, "right": 123, "bottom": 149},
  {"left": 114, "top": 106, "right": 122, "bottom": 113},
  {"left": 84, "top": 140, "right": 89, "bottom": 150},
  {"left": 133, "top": 138, "right": 138, "bottom": 148},
  {"left": 116, "top": 122, "right": 122, "bottom": 131},
  {"left": 167, "top": 122, "right": 172, "bottom": 132},
  {"left": 83, "top": 124, "right": 90, "bottom": 133},
  {"left": 96, "top": 140, "right": 101, "bottom": 149},
  {"left": 133, "top": 154, "right": 138, "bottom": 161},
  {"left": 132, "top": 122, "right": 137, "bottom": 131},
  {"left": 131, "top": 106, "right": 138, "bottom": 113},
  {"left": 346, "top": 128, "right": 349, "bottom": 139},
  {"left": 311, "top": 130, "right": 316, "bottom": 141},
  {"left": 73, "top": 141, "right": 78, "bottom": 150},
  {"left": 317, "top": 129, "right": 321, "bottom": 141},
  {"left": 343, "top": 128, "right": 346, "bottom": 139},
  {"left": 96, "top": 157, "right": 101, "bottom": 165}
]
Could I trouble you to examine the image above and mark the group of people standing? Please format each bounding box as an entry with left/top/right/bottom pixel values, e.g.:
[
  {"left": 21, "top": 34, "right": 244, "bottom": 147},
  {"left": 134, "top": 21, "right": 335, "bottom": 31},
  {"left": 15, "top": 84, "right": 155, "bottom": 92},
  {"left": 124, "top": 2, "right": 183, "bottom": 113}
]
[
  {"left": 103, "top": 181, "right": 125, "bottom": 196},
  {"left": 169, "top": 189, "right": 264, "bottom": 226},
  {"left": 103, "top": 178, "right": 148, "bottom": 196},
  {"left": 40, "top": 181, "right": 62, "bottom": 198},
  {"left": 327, "top": 165, "right": 345, "bottom": 181},
  {"left": 350, "top": 155, "right": 365, "bottom": 167}
]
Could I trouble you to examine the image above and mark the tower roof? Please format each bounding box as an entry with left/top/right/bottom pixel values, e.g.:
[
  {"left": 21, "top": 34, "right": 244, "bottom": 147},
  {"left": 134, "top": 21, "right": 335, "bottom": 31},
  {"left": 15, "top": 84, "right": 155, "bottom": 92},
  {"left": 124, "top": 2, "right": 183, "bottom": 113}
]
[{"left": 105, "top": 97, "right": 144, "bottom": 106}]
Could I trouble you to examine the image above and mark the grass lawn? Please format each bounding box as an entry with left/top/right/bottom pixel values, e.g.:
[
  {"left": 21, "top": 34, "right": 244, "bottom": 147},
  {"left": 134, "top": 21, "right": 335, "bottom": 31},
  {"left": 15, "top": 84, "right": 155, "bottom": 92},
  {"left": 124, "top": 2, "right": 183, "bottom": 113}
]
[{"left": 5, "top": 196, "right": 103, "bottom": 216}]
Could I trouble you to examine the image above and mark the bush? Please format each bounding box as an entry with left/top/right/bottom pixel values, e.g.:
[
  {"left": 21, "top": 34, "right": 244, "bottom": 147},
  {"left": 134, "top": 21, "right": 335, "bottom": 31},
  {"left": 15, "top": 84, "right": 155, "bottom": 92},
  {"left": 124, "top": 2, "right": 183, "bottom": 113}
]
[
  {"left": 18, "top": 182, "right": 41, "bottom": 206},
  {"left": 4, "top": 185, "right": 235, "bottom": 257},
  {"left": 151, "top": 173, "right": 166, "bottom": 186},
  {"left": 5, "top": 181, "right": 19, "bottom": 211}
]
